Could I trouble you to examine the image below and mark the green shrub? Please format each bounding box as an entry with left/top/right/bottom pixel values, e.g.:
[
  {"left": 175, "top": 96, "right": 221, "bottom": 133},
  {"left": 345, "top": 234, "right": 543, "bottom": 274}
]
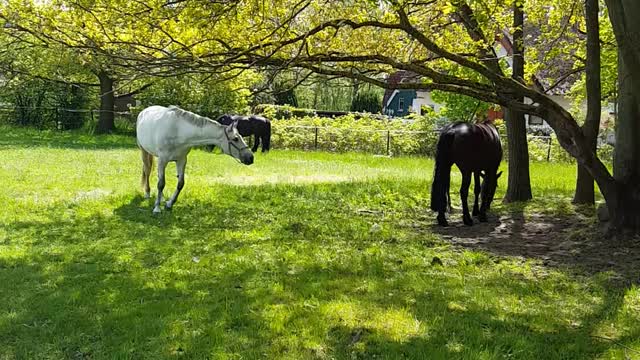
[
  {"left": 270, "top": 112, "right": 439, "bottom": 156},
  {"left": 255, "top": 104, "right": 317, "bottom": 120},
  {"left": 350, "top": 91, "right": 382, "bottom": 113},
  {"left": 0, "top": 78, "right": 91, "bottom": 129}
]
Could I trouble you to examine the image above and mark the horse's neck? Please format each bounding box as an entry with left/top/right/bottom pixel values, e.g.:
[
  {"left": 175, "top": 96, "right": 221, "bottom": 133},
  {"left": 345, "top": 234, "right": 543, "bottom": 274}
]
[{"left": 182, "top": 122, "right": 226, "bottom": 147}]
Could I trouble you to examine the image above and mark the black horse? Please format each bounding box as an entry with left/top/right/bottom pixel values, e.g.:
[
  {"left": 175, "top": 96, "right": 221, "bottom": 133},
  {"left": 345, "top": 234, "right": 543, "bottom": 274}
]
[
  {"left": 210, "top": 114, "right": 271, "bottom": 153},
  {"left": 430, "top": 121, "right": 503, "bottom": 226}
]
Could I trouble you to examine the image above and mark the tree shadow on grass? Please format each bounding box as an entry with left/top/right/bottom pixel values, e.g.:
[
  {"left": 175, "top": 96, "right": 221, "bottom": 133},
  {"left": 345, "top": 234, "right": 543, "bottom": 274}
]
[
  {"left": 431, "top": 201, "right": 640, "bottom": 285},
  {"left": 0, "top": 250, "right": 270, "bottom": 359},
  {"left": 3, "top": 182, "right": 640, "bottom": 359}
]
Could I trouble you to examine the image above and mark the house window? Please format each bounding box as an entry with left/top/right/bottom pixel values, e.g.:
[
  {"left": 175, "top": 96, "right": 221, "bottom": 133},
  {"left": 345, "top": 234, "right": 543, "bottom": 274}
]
[
  {"left": 529, "top": 115, "right": 544, "bottom": 126},
  {"left": 398, "top": 98, "right": 404, "bottom": 112}
]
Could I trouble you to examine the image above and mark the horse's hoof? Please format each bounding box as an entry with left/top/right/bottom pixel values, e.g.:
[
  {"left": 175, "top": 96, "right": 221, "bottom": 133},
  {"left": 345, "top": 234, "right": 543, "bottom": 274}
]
[
  {"left": 472, "top": 209, "right": 479, "bottom": 217},
  {"left": 152, "top": 207, "right": 161, "bottom": 214},
  {"left": 438, "top": 220, "right": 449, "bottom": 227},
  {"left": 463, "top": 216, "right": 474, "bottom": 226},
  {"left": 165, "top": 202, "right": 173, "bottom": 210},
  {"left": 478, "top": 214, "right": 488, "bottom": 222}
]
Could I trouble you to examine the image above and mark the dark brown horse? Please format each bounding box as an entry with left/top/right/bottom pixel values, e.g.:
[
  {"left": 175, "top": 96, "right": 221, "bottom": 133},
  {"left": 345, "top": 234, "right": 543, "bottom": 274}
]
[
  {"left": 213, "top": 114, "right": 271, "bottom": 153},
  {"left": 430, "top": 121, "right": 503, "bottom": 226}
]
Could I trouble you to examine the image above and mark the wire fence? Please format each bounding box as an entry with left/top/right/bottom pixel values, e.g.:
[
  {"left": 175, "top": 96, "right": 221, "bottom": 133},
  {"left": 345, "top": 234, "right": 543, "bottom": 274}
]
[
  {"left": 269, "top": 124, "right": 580, "bottom": 161},
  {"left": 0, "top": 106, "right": 136, "bottom": 131},
  {"left": 272, "top": 125, "right": 435, "bottom": 155},
  {"left": 0, "top": 106, "right": 614, "bottom": 163}
]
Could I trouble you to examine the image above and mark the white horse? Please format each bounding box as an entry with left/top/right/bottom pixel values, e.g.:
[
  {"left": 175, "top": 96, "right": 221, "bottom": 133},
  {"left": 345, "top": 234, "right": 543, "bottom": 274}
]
[{"left": 136, "top": 105, "right": 254, "bottom": 213}]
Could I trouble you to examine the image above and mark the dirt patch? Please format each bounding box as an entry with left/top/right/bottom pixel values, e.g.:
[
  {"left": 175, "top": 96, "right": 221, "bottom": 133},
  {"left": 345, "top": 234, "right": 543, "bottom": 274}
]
[{"left": 432, "top": 212, "right": 640, "bottom": 285}]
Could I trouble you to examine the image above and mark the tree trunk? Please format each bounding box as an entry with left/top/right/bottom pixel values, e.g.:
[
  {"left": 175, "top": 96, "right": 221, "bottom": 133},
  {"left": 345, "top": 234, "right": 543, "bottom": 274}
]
[
  {"left": 96, "top": 71, "right": 115, "bottom": 134},
  {"left": 504, "top": 0, "right": 532, "bottom": 202},
  {"left": 604, "top": 0, "right": 640, "bottom": 100},
  {"left": 592, "top": 0, "right": 640, "bottom": 233},
  {"left": 573, "top": 0, "right": 601, "bottom": 204},
  {"left": 504, "top": 108, "right": 533, "bottom": 201}
]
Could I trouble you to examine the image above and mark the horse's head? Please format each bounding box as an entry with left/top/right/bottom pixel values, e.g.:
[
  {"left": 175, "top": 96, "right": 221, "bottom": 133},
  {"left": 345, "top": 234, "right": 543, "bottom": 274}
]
[
  {"left": 221, "top": 121, "right": 254, "bottom": 165},
  {"left": 480, "top": 170, "right": 502, "bottom": 209}
]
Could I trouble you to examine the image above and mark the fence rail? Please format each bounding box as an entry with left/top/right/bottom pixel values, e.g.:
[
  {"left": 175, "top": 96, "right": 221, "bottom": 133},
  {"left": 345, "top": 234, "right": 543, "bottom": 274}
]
[
  {"left": 0, "top": 106, "right": 613, "bottom": 163},
  {"left": 0, "top": 106, "right": 136, "bottom": 131}
]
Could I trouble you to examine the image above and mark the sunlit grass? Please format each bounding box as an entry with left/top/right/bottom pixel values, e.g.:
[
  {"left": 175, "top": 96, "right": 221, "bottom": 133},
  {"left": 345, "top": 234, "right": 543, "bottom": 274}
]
[{"left": 0, "top": 127, "right": 637, "bottom": 359}]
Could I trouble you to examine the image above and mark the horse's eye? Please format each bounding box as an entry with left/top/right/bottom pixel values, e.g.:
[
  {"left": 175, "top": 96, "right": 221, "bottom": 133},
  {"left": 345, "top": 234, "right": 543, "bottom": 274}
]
[{"left": 233, "top": 137, "right": 239, "bottom": 142}]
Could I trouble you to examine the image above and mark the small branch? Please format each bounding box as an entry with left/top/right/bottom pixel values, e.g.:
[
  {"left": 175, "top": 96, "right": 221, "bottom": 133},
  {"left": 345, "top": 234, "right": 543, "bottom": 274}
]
[
  {"left": 590, "top": 335, "right": 640, "bottom": 355},
  {"left": 115, "top": 83, "right": 153, "bottom": 99},
  {"left": 545, "top": 66, "right": 586, "bottom": 94}
]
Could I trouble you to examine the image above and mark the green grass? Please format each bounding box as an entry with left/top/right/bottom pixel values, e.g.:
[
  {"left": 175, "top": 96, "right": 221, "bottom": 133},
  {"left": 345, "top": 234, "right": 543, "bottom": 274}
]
[{"left": 0, "top": 126, "right": 638, "bottom": 359}]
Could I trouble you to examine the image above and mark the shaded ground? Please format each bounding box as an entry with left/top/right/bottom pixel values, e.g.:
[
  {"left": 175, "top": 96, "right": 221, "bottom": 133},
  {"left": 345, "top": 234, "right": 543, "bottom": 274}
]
[{"left": 433, "top": 211, "right": 640, "bottom": 285}]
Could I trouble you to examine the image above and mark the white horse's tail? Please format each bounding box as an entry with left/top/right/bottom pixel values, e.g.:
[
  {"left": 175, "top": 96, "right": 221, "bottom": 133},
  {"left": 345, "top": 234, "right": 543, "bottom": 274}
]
[{"left": 140, "top": 147, "right": 154, "bottom": 190}]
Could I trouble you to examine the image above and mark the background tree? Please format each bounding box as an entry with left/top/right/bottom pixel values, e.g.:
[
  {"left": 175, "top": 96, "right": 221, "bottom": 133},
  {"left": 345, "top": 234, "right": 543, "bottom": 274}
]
[
  {"left": 503, "top": 0, "right": 533, "bottom": 202},
  {"left": 572, "top": 0, "right": 601, "bottom": 204},
  {"left": 351, "top": 90, "right": 381, "bottom": 113},
  {"left": 135, "top": 73, "right": 255, "bottom": 118},
  {"left": 430, "top": 91, "right": 490, "bottom": 121}
]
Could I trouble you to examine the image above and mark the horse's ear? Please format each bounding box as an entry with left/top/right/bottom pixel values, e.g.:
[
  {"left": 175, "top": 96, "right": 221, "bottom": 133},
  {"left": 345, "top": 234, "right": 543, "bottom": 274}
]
[
  {"left": 479, "top": 171, "right": 485, "bottom": 179},
  {"left": 232, "top": 120, "right": 239, "bottom": 129},
  {"left": 497, "top": 171, "right": 503, "bottom": 179}
]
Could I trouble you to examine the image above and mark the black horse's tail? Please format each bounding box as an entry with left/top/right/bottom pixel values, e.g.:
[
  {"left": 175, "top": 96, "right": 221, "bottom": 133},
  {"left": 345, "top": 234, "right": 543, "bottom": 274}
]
[
  {"left": 430, "top": 130, "right": 454, "bottom": 212},
  {"left": 262, "top": 120, "right": 271, "bottom": 152}
]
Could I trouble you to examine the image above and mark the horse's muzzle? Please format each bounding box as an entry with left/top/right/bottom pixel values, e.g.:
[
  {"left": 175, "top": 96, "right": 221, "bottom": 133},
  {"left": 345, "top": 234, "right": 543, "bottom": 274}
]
[{"left": 241, "top": 153, "right": 254, "bottom": 165}]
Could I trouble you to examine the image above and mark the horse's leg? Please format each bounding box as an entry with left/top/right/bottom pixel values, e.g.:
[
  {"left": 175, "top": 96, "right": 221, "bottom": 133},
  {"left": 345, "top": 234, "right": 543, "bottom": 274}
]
[
  {"left": 165, "top": 156, "right": 187, "bottom": 210},
  {"left": 472, "top": 171, "right": 481, "bottom": 217},
  {"left": 153, "top": 158, "right": 168, "bottom": 214},
  {"left": 460, "top": 170, "right": 473, "bottom": 226},
  {"left": 252, "top": 134, "right": 260, "bottom": 153},
  {"left": 437, "top": 211, "right": 448, "bottom": 227},
  {"left": 140, "top": 149, "right": 152, "bottom": 199},
  {"left": 446, "top": 181, "right": 452, "bottom": 213}
]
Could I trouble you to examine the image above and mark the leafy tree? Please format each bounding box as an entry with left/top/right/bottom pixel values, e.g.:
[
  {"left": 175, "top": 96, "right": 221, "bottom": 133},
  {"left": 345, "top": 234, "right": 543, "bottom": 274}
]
[
  {"left": 430, "top": 91, "right": 490, "bottom": 121},
  {"left": 503, "top": 0, "right": 533, "bottom": 202},
  {"left": 1, "top": 0, "right": 180, "bottom": 133},
  {"left": 135, "top": 74, "right": 255, "bottom": 118},
  {"left": 351, "top": 91, "right": 381, "bottom": 113},
  {"left": 296, "top": 75, "right": 356, "bottom": 111},
  {"left": 0, "top": 76, "right": 92, "bottom": 129},
  {"left": 273, "top": 83, "right": 299, "bottom": 107},
  {"left": 3, "top": 0, "right": 640, "bottom": 232},
  {"left": 572, "top": 0, "right": 601, "bottom": 205},
  {"left": 199, "top": 0, "right": 639, "bottom": 233}
]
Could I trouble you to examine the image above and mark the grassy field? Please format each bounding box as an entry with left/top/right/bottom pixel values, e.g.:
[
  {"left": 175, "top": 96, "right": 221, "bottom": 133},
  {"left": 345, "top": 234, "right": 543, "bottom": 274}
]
[{"left": 0, "top": 126, "right": 638, "bottom": 359}]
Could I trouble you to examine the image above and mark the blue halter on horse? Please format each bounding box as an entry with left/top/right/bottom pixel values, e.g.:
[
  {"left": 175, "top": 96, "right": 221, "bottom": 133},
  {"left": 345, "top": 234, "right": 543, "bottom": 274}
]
[{"left": 430, "top": 121, "right": 503, "bottom": 226}]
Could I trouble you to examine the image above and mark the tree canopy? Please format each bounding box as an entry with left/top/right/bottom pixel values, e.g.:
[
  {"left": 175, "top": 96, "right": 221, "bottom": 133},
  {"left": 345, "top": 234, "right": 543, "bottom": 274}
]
[{"left": 3, "top": 0, "right": 640, "bottom": 232}]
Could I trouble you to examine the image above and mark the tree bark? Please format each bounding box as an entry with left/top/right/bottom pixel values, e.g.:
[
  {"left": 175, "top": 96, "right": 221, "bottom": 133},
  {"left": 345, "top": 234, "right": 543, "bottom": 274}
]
[
  {"left": 604, "top": 0, "right": 640, "bottom": 102},
  {"left": 504, "top": 108, "right": 532, "bottom": 202},
  {"left": 96, "top": 71, "right": 115, "bottom": 134},
  {"left": 573, "top": 0, "right": 601, "bottom": 204},
  {"left": 504, "top": 0, "right": 532, "bottom": 202},
  {"left": 594, "top": 0, "right": 640, "bottom": 233}
]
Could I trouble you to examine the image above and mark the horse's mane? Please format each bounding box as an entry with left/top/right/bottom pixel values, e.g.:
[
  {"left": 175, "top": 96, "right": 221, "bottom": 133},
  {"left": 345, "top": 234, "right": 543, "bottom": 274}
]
[{"left": 168, "top": 106, "right": 219, "bottom": 128}]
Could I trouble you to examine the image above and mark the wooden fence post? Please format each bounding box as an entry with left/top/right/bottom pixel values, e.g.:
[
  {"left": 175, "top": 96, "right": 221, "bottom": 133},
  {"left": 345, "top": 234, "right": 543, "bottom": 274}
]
[
  {"left": 314, "top": 127, "right": 319, "bottom": 150},
  {"left": 386, "top": 130, "right": 391, "bottom": 156}
]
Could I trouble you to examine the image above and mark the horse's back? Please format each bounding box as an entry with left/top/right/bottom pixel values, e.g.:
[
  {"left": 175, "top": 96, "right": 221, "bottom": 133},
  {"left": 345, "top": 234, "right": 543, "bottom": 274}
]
[
  {"left": 217, "top": 114, "right": 269, "bottom": 137},
  {"left": 445, "top": 122, "right": 502, "bottom": 170},
  {"left": 136, "top": 106, "right": 182, "bottom": 155},
  {"left": 137, "top": 106, "right": 172, "bottom": 131}
]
